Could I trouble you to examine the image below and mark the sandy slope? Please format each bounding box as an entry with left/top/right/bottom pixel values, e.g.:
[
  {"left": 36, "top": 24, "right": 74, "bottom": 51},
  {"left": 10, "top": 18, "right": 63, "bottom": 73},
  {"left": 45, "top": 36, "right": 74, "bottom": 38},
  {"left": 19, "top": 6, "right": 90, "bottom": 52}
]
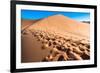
[
  {"left": 21, "top": 19, "right": 40, "bottom": 31},
  {"left": 21, "top": 14, "right": 90, "bottom": 63},
  {"left": 28, "top": 14, "right": 90, "bottom": 39},
  {"left": 21, "top": 31, "right": 51, "bottom": 62}
]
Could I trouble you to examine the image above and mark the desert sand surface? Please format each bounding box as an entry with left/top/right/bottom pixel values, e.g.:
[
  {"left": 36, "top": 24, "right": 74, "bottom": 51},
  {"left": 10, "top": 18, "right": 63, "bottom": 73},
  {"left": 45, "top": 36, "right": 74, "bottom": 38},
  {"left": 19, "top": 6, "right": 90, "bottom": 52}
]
[
  {"left": 21, "top": 19, "right": 40, "bottom": 31},
  {"left": 21, "top": 14, "right": 90, "bottom": 63}
]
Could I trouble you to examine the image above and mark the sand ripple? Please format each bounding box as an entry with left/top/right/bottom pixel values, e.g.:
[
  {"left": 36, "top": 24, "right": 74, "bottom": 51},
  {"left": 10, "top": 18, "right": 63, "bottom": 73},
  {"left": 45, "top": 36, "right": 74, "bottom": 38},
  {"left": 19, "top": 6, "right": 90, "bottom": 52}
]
[{"left": 22, "top": 29, "right": 90, "bottom": 62}]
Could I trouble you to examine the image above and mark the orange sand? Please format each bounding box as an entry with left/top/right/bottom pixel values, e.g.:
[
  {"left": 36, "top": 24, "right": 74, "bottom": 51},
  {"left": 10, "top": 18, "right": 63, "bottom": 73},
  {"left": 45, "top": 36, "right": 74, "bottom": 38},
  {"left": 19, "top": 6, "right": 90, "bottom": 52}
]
[{"left": 21, "top": 14, "right": 90, "bottom": 62}]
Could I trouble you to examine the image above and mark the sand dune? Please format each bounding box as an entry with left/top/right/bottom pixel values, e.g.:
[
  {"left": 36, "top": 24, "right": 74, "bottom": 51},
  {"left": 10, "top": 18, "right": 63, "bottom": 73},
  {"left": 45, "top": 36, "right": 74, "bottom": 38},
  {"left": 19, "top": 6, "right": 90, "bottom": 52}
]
[
  {"left": 21, "top": 14, "right": 90, "bottom": 63},
  {"left": 27, "top": 14, "right": 90, "bottom": 38},
  {"left": 21, "top": 19, "right": 40, "bottom": 31}
]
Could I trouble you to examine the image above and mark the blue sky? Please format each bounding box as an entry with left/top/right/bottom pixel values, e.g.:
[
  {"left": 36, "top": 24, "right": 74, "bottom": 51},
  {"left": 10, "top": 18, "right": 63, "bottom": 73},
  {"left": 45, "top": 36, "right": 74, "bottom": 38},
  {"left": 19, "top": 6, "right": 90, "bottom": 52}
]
[{"left": 21, "top": 9, "right": 90, "bottom": 21}]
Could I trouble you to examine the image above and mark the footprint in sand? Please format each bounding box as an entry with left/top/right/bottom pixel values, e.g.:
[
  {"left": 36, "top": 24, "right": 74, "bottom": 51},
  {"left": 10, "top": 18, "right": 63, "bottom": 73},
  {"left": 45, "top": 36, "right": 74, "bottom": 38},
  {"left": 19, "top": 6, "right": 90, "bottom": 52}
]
[{"left": 27, "top": 29, "right": 90, "bottom": 62}]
